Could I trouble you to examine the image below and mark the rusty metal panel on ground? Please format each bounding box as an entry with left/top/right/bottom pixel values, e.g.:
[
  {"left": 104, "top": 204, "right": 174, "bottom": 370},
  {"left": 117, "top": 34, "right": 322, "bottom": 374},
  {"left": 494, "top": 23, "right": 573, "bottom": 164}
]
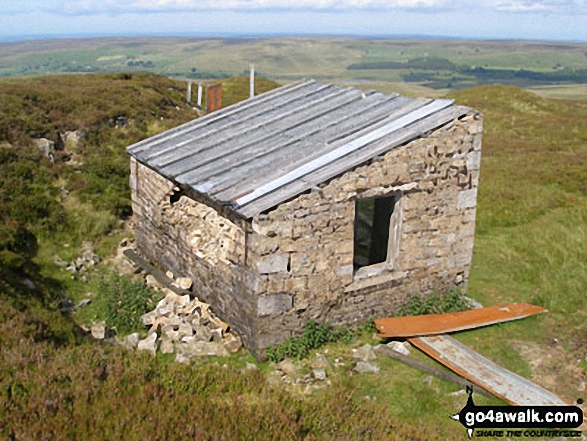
[
  {"left": 207, "top": 83, "right": 222, "bottom": 113},
  {"left": 375, "top": 303, "right": 547, "bottom": 338},
  {"left": 409, "top": 334, "right": 570, "bottom": 406}
]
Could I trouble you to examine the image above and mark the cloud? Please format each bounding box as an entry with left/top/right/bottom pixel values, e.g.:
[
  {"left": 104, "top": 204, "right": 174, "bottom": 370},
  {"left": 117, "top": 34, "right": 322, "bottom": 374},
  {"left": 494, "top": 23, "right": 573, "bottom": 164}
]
[
  {"left": 0, "top": 0, "right": 47, "bottom": 14},
  {"left": 48, "top": 0, "right": 454, "bottom": 15},
  {"left": 494, "top": 1, "right": 549, "bottom": 11},
  {"left": 493, "top": 0, "right": 586, "bottom": 13},
  {"left": 3, "top": 0, "right": 584, "bottom": 16}
]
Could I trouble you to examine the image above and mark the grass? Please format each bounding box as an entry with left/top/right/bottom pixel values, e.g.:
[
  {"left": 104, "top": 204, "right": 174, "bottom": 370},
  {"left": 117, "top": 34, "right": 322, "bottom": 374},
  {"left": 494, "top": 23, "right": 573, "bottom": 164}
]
[
  {"left": 1, "top": 72, "right": 586, "bottom": 438},
  {"left": 0, "top": 295, "right": 439, "bottom": 440},
  {"left": 0, "top": 72, "right": 279, "bottom": 267},
  {"left": 82, "top": 272, "right": 162, "bottom": 334},
  {"left": 528, "top": 83, "right": 587, "bottom": 100},
  {"left": 450, "top": 86, "right": 587, "bottom": 313},
  {"left": 2, "top": 36, "right": 586, "bottom": 110},
  {"left": 266, "top": 321, "right": 358, "bottom": 363},
  {"left": 449, "top": 85, "right": 587, "bottom": 406},
  {"left": 361, "top": 40, "right": 587, "bottom": 71}
]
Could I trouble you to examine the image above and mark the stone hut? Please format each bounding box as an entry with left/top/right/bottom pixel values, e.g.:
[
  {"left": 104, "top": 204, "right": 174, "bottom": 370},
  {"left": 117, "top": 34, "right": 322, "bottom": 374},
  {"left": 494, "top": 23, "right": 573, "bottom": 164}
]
[{"left": 126, "top": 80, "right": 482, "bottom": 358}]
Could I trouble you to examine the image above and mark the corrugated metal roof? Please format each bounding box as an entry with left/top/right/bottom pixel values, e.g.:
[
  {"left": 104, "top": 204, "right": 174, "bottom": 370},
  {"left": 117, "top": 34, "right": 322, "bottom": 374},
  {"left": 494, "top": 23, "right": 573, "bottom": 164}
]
[{"left": 127, "top": 80, "right": 467, "bottom": 218}]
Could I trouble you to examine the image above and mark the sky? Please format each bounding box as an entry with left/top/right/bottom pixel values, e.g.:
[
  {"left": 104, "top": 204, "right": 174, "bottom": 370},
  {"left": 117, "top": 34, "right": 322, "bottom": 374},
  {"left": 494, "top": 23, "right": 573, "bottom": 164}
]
[{"left": 0, "top": 0, "right": 586, "bottom": 42}]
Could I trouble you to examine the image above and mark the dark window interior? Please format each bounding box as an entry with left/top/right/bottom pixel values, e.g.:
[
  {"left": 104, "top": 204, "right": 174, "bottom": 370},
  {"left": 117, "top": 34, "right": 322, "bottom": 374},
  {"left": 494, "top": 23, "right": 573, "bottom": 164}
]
[
  {"left": 353, "top": 195, "right": 395, "bottom": 271},
  {"left": 170, "top": 188, "right": 183, "bottom": 205}
]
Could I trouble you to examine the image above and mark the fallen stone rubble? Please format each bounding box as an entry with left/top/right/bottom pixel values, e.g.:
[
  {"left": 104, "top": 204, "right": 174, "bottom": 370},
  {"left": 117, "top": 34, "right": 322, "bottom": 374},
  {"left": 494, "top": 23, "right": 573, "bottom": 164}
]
[
  {"left": 99, "top": 243, "right": 244, "bottom": 361},
  {"left": 55, "top": 241, "right": 102, "bottom": 278},
  {"left": 136, "top": 286, "right": 243, "bottom": 361}
]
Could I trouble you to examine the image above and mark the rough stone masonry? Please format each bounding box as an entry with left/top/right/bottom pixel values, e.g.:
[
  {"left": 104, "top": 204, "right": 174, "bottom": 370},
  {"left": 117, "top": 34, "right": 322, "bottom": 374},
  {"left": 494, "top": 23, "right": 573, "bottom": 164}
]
[{"left": 130, "top": 110, "right": 482, "bottom": 359}]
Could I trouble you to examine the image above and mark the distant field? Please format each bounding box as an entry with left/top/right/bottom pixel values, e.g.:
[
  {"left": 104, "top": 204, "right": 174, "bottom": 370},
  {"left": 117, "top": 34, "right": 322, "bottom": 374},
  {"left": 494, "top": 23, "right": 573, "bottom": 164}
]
[
  {"left": 333, "top": 80, "right": 450, "bottom": 98},
  {"left": 528, "top": 83, "right": 587, "bottom": 100},
  {"left": 1, "top": 37, "right": 587, "bottom": 98}
]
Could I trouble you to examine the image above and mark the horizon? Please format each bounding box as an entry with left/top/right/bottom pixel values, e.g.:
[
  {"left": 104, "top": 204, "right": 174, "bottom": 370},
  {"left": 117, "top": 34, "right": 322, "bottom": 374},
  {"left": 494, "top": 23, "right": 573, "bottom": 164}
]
[{"left": 1, "top": 32, "right": 586, "bottom": 44}]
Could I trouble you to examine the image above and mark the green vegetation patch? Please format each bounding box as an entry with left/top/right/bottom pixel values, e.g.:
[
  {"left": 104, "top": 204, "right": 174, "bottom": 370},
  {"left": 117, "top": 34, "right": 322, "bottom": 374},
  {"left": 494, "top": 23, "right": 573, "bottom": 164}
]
[
  {"left": 0, "top": 72, "right": 280, "bottom": 286},
  {"left": 267, "top": 290, "right": 470, "bottom": 363},
  {"left": 0, "top": 74, "right": 193, "bottom": 277},
  {"left": 452, "top": 85, "right": 587, "bottom": 400},
  {"left": 0, "top": 294, "right": 443, "bottom": 440},
  {"left": 86, "top": 273, "right": 162, "bottom": 334},
  {"left": 266, "top": 320, "right": 357, "bottom": 362},
  {"left": 350, "top": 56, "right": 587, "bottom": 89},
  {"left": 348, "top": 56, "right": 457, "bottom": 71},
  {"left": 0, "top": 145, "right": 63, "bottom": 270},
  {"left": 397, "top": 290, "right": 470, "bottom": 317}
]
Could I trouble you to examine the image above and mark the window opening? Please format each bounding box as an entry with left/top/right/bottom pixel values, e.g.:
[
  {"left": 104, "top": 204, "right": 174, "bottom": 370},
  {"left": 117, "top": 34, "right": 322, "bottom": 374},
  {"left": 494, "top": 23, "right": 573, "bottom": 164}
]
[
  {"left": 170, "top": 188, "right": 183, "bottom": 205},
  {"left": 353, "top": 195, "right": 396, "bottom": 271}
]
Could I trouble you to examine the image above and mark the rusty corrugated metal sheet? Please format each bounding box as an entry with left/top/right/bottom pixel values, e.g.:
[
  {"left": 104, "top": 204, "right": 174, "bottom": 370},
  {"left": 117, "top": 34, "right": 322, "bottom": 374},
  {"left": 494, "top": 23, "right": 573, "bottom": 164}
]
[
  {"left": 409, "top": 335, "right": 570, "bottom": 406},
  {"left": 375, "top": 303, "right": 547, "bottom": 338},
  {"left": 207, "top": 83, "right": 222, "bottom": 113}
]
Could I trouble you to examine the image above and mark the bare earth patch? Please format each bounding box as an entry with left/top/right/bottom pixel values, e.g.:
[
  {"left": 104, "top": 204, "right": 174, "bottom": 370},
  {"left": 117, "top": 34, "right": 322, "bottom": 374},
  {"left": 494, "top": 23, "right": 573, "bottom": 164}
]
[{"left": 509, "top": 339, "right": 587, "bottom": 429}]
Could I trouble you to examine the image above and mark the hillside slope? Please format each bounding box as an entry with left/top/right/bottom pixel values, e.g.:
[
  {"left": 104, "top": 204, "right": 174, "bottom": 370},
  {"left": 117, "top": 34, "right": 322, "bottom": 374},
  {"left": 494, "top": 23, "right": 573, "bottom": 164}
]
[
  {"left": 1, "top": 77, "right": 585, "bottom": 438},
  {"left": 0, "top": 73, "right": 279, "bottom": 274},
  {"left": 451, "top": 86, "right": 586, "bottom": 404}
]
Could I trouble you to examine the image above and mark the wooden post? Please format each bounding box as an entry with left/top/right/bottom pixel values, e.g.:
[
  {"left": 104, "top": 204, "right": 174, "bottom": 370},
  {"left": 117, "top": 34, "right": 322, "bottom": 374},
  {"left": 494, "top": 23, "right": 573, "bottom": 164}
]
[
  {"left": 207, "top": 83, "right": 222, "bottom": 113},
  {"left": 250, "top": 63, "right": 255, "bottom": 99},
  {"left": 197, "top": 83, "right": 203, "bottom": 107},
  {"left": 186, "top": 80, "right": 193, "bottom": 105}
]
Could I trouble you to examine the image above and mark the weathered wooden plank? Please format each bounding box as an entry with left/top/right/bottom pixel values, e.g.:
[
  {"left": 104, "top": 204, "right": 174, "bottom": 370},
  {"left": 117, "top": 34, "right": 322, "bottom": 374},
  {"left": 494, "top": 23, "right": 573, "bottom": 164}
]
[
  {"left": 186, "top": 81, "right": 192, "bottom": 105},
  {"left": 174, "top": 93, "right": 395, "bottom": 187},
  {"left": 203, "top": 99, "right": 413, "bottom": 198},
  {"left": 237, "top": 106, "right": 460, "bottom": 217},
  {"left": 158, "top": 86, "right": 363, "bottom": 176},
  {"left": 127, "top": 80, "right": 322, "bottom": 155},
  {"left": 144, "top": 84, "right": 339, "bottom": 169},
  {"left": 127, "top": 79, "right": 314, "bottom": 155},
  {"left": 194, "top": 96, "right": 409, "bottom": 195},
  {"left": 175, "top": 94, "right": 407, "bottom": 190},
  {"left": 123, "top": 249, "right": 192, "bottom": 297},
  {"left": 234, "top": 100, "right": 452, "bottom": 208},
  {"left": 410, "top": 335, "right": 570, "bottom": 406},
  {"left": 208, "top": 97, "right": 427, "bottom": 203},
  {"left": 239, "top": 107, "right": 458, "bottom": 217},
  {"left": 374, "top": 345, "right": 493, "bottom": 398},
  {"left": 137, "top": 82, "right": 331, "bottom": 162},
  {"left": 145, "top": 82, "right": 336, "bottom": 162}
]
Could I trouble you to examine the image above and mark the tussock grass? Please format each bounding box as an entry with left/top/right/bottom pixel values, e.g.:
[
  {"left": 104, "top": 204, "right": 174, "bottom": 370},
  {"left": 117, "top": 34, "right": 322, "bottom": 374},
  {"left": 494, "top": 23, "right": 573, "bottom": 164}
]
[
  {"left": 0, "top": 295, "right": 436, "bottom": 440},
  {"left": 1, "top": 74, "right": 586, "bottom": 438}
]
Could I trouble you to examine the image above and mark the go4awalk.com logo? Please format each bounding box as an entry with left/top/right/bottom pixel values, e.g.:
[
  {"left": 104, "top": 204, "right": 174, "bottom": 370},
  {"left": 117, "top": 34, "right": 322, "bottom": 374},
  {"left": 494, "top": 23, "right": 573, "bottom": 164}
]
[{"left": 451, "top": 387, "right": 584, "bottom": 438}]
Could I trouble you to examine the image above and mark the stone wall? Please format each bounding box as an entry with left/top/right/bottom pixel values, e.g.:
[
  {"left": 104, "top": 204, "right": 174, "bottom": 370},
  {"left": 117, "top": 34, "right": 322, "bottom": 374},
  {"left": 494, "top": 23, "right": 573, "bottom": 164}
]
[
  {"left": 246, "top": 111, "right": 482, "bottom": 354},
  {"left": 129, "top": 159, "right": 256, "bottom": 348},
  {"left": 130, "top": 110, "right": 482, "bottom": 359}
]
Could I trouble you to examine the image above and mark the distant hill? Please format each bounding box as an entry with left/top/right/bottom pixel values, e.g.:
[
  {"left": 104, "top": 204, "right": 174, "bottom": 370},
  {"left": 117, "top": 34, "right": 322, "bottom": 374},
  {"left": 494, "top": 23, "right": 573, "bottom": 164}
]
[{"left": 1, "top": 37, "right": 587, "bottom": 93}]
